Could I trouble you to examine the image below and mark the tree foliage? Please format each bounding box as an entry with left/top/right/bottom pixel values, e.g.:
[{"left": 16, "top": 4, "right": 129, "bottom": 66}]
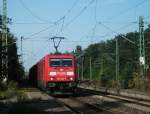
[
  {"left": 79, "top": 25, "right": 150, "bottom": 89},
  {"left": 7, "top": 33, "right": 25, "bottom": 81},
  {"left": 0, "top": 15, "right": 24, "bottom": 85}
]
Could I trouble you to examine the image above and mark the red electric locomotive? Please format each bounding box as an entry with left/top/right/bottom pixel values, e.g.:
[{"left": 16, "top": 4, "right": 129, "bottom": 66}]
[
  {"left": 29, "top": 37, "right": 78, "bottom": 93},
  {"left": 29, "top": 53, "right": 78, "bottom": 93}
]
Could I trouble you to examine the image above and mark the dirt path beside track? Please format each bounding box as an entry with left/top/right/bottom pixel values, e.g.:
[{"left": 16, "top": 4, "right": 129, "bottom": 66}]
[{"left": 0, "top": 88, "right": 74, "bottom": 114}]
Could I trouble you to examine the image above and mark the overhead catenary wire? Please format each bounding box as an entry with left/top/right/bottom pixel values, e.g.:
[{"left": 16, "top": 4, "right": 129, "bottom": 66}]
[
  {"left": 50, "top": 0, "right": 79, "bottom": 36},
  {"left": 7, "top": 1, "right": 79, "bottom": 46},
  {"left": 22, "top": 16, "right": 67, "bottom": 41},
  {"left": 97, "top": 22, "right": 137, "bottom": 38},
  {"left": 20, "top": 0, "right": 79, "bottom": 41},
  {"left": 107, "top": 0, "right": 149, "bottom": 21},
  {"left": 64, "top": 0, "right": 96, "bottom": 29},
  {"left": 99, "top": 22, "right": 136, "bottom": 45},
  {"left": 23, "top": 40, "right": 90, "bottom": 42},
  {"left": 54, "top": 0, "right": 96, "bottom": 38},
  {"left": 82, "top": 20, "right": 138, "bottom": 45},
  {"left": 77, "top": 0, "right": 149, "bottom": 46},
  {"left": 86, "top": 0, "right": 142, "bottom": 42},
  {"left": 87, "top": 0, "right": 149, "bottom": 42},
  {"left": 82, "top": 20, "right": 137, "bottom": 43},
  {"left": 145, "top": 16, "right": 150, "bottom": 19},
  {"left": 12, "top": 0, "right": 149, "bottom": 42},
  {"left": 11, "top": 1, "right": 149, "bottom": 49},
  {"left": 11, "top": 22, "right": 53, "bottom": 25},
  {"left": 94, "top": 0, "right": 98, "bottom": 23},
  {"left": 24, "top": 25, "right": 55, "bottom": 40},
  {"left": 92, "top": 0, "right": 148, "bottom": 41},
  {"left": 17, "top": 0, "right": 146, "bottom": 43},
  {"left": 7, "top": 21, "right": 138, "bottom": 46},
  {"left": 7, "top": 24, "right": 54, "bottom": 45},
  {"left": 23, "top": 42, "right": 50, "bottom": 67},
  {"left": 90, "top": 0, "right": 98, "bottom": 43},
  {"left": 89, "top": 22, "right": 136, "bottom": 42},
  {"left": 11, "top": 1, "right": 84, "bottom": 26},
  {"left": 16, "top": 0, "right": 79, "bottom": 42},
  {"left": 25, "top": 3, "right": 150, "bottom": 73},
  {"left": 50, "top": 0, "right": 95, "bottom": 36},
  {"left": 18, "top": 0, "right": 49, "bottom": 23},
  {"left": 19, "top": 0, "right": 80, "bottom": 67},
  {"left": 63, "top": 0, "right": 79, "bottom": 17},
  {"left": 60, "top": 16, "right": 65, "bottom": 33}
]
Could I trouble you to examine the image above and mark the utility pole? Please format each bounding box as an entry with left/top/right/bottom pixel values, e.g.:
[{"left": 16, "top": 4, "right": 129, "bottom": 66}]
[
  {"left": 77, "top": 63, "right": 80, "bottom": 79},
  {"left": 139, "top": 16, "right": 145, "bottom": 78},
  {"left": 100, "top": 57, "right": 103, "bottom": 76},
  {"left": 81, "top": 57, "right": 84, "bottom": 80},
  {"left": 50, "top": 36, "right": 65, "bottom": 53},
  {"left": 116, "top": 38, "right": 119, "bottom": 86},
  {"left": 1, "top": 0, "right": 8, "bottom": 83},
  {"left": 89, "top": 57, "right": 92, "bottom": 80},
  {"left": 20, "top": 36, "right": 23, "bottom": 64}
]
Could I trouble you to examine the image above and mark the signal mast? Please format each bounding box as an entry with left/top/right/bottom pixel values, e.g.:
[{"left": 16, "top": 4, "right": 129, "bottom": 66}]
[{"left": 1, "top": 0, "right": 8, "bottom": 83}]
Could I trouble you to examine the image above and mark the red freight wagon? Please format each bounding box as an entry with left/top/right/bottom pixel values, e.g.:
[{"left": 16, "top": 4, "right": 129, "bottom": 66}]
[{"left": 29, "top": 54, "right": 78, "bottom": 93}]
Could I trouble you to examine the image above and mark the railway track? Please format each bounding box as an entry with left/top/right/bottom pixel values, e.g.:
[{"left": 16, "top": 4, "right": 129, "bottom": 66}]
[
  {"left": 56, "top": 96, "right": 117, "bottom": 114},
  {"left": 20, "top": 87, "right": 117, "bottom": 114},
  {"left": 76, "top": 88, "right": 150, "bottom": 113},
  {"left": 22, "top": 87, "right": 150, "bottom": 114},
  {"left": 6, "top": 87, "right": 149, "bottom": 114},
  {"left": 78, "top": 88, "right": 150, "bottom": 107}
]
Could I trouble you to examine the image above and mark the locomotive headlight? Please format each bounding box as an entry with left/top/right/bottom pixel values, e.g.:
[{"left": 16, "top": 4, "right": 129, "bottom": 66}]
[
  {"left": 50, "top": 78, "right": 54, "bottom": 81},
  {"left": 49, "top": 72, "right": 56, "bottom": 76},
  {"left": 67, "top": 71, "right": 74, "bottom": 76},
  {"left": 70, "top": 77, "right": 73, "bottom": 80}
]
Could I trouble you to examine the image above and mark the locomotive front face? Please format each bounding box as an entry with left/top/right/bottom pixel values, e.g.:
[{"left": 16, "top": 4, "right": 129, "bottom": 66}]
[{"left": 46, "top": 56, "right": 77, "bottom": 82}]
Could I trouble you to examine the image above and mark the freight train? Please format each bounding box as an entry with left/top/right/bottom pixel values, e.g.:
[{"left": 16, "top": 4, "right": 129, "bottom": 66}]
[{"left": 29, "top": 53, "right": 78, "bottom": 93}]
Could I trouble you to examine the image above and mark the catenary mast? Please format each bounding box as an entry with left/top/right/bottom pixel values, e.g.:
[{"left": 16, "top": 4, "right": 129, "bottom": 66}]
[{"left": 1, "top": 0, "right": 8, "bottom": 83}]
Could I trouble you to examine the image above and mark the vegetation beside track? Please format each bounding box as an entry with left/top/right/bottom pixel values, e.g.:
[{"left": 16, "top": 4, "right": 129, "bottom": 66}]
[
  {"left": 0, "top": 81, "right": 44, "bottom": 114},
  {"left": 0, "top": 81, "right": 28, "bottom": 101},
  {"left": 77, "top": 25, "right": 150, "bottom": 91}
]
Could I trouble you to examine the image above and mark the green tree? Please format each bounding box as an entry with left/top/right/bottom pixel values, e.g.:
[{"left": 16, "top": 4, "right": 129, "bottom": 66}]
[
  {"left": 78, "top": 24, "right": 150, "bottom": 90},
  {"left": 0, "top": 15, "right": 24, "bottom": 84}
]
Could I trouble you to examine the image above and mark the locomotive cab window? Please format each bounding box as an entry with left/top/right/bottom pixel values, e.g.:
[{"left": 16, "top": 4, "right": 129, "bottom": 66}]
[
  {"left": 49, "top": 58, "right": 72, "bottom": 67},
  {"left": 50, "top": 59, "right": 61, "bottom": 67},
  {"left": 62, "top": 59, "right": 72, "bottom": 67}
]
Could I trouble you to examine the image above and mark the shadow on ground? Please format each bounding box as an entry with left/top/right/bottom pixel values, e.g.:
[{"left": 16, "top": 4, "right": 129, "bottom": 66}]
[{"left": 1, "top": 99, "right": 72, "bottom": 114}]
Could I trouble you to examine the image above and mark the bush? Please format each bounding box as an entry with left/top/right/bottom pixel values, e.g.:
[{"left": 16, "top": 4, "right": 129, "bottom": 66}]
[
  {"left": 0, "top": 81, "right": 7, "bottom": 90},
  {"left": 0, "top": 81, "right": 18, "bottom": 99},
  {"left": 128, "top": 72, "right": 150, "bottom": 91},
  {"left": 16, "top": 91, "right": 29, "bottom": 102}
]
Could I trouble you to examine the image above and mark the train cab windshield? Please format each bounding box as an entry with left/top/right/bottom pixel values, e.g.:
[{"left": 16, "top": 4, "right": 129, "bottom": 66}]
[
  {"left": 50, "top": 58, "right": 72, "bottom": 67},
  {"left": 50, "top": 59, "right": 61, "bottom": 67},
  {"left": 62, "top": 59, "right": 72, "bottom": 67}
]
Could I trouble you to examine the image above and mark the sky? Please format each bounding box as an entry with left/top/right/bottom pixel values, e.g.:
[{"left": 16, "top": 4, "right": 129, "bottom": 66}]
[{"left": 3, "top": 0, "right": 150, "bottom": 71}]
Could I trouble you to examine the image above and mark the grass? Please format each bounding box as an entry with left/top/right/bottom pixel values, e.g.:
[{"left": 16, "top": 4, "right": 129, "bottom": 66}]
[
  {"left": 0, "top": 81, "right": 18, "bottom": 99},
  {"left": 0, "top": 82, "right": 44, "bottom": 114}
]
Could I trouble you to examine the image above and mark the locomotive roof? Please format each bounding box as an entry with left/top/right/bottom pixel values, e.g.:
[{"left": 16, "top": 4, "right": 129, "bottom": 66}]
[
  {"left": 47, "top": 53, "right": 75, "bottom": 58},
  {"left": 30, "top": 54, "right": 75, "bottom": 70}
]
